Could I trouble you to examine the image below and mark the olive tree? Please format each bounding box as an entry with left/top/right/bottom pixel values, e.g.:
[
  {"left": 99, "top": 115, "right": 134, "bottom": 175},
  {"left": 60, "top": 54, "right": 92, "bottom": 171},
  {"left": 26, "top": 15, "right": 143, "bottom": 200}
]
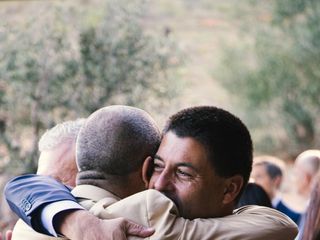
[
  {"left": 0, "top": 0, "right": 179, "bottom": 173},
  {"left": 216, "top": 0, "right": 320, "bottom": 157}
]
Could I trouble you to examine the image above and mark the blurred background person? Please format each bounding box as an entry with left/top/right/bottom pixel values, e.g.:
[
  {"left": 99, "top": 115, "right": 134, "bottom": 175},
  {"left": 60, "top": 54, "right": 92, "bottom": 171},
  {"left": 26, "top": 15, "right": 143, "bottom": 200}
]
[
  {"left": 36, "top": 118, "right": 85, "bottom": 187},
  {"left": 236, "top": 182, "right": 272, "bottom": 208},
  {"left": 300, "top": 173, "right": 320, "bottom": 240},
  {"left": 0, "top": 175, "right": 16, "bottom": 240},
  {"left": 294, "top": 150, "right": 320, "bottom": 204},
  {"left": 294, "top": 150, "right": 320, "bottom": 239},
  {"left": 251, "top": 156, "right": 302, "bottom": 225},
  {"left": 10, "top": 119, "right": 85, "bottom": 240}
]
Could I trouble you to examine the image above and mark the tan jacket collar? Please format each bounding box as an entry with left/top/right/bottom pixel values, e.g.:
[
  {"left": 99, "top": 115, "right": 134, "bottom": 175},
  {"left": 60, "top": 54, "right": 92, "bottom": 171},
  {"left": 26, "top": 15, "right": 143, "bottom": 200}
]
[{"left": 71, "top": 184, "right": 121, "bottom": 202}]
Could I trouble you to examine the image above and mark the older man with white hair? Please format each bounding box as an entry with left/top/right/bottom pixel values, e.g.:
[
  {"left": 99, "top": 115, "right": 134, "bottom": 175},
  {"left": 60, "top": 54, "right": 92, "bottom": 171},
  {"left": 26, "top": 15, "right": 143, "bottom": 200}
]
[{"left": 295, "top": 150, "right": 320, "bottom": 201}]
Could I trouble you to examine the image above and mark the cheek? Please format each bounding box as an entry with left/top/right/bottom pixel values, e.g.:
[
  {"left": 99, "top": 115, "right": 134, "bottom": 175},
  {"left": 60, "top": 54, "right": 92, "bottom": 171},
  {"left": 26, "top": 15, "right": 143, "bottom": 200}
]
[
  {"left": 176, "top": 182, "right": 203, "bottom": 205},
  {"left": 258, "top": 178, "right": 268, "bottom": 188},
  {"left": 175, "top": 185, "right": 199, "bottom": 216},
  {"left": 298, "top": 176, "right": 307, "bottom": 186},
  {"left": 174, "top": 181, "right": 193, "bottom": 198},
  {"left": 263, "top": 179, "right": 271, "bottom": 187},
  {"left": 179, "top": 181, "right": 193, "bottom": 189},
  {"left": 182, "top": 184, "right": 221, "bottom": 218}
]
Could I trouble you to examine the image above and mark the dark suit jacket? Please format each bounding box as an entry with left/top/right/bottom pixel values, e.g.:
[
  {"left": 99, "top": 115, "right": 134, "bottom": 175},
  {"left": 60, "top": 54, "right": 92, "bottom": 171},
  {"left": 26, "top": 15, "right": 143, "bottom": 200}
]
[
  {"left": 4, "top": 174, "right": 75, "bottom": 234},
  {"left": 275, "top": 200, "right": 302, "bottom": 225}
]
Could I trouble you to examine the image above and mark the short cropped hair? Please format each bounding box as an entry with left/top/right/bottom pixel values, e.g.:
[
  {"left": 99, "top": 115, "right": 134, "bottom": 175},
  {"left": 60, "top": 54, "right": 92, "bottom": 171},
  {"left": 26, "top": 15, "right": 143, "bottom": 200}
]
[
  {"left": 38, "top": 119, "right": 86, "bottom": 152},
  {"left": 163, "top": 106, "right": 253, "bottom": 188},
  {"left": 76, "top": 106, "right": 161, "bottom": 177}
]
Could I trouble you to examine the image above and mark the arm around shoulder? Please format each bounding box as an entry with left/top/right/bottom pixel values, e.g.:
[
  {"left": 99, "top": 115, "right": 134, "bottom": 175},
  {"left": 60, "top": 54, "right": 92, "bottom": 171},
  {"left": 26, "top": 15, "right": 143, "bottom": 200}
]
[
  {"left": 231, "top": 205, "right": 298, "bottom": 240},
  {"left": 158, "top": 204, "right": 298, "bottom": 240},
  {"left": 4, "top": 174, "right": 77, "bottom": 233}
]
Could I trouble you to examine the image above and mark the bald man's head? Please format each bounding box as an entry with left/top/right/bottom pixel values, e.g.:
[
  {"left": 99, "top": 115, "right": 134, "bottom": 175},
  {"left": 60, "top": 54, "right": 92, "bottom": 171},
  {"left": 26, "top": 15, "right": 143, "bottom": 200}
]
[{"left": 76, "top": 105, "right": 161, "bottom": 197}]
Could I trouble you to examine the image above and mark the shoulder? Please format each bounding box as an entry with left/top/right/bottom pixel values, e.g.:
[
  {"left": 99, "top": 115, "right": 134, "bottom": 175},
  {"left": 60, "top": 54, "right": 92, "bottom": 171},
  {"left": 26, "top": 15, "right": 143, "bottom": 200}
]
[
  {"left": 233, "top": 205, "right": 298, "bottom": 239},
  {"left": 111, "top": 189, "right": 179, "bottom": 215},
  {"left": 91, "top": 189, "right": 179, "bottom": 232},
  {"left": 275, "top": 200, "right": 302, "bottom": 223}
]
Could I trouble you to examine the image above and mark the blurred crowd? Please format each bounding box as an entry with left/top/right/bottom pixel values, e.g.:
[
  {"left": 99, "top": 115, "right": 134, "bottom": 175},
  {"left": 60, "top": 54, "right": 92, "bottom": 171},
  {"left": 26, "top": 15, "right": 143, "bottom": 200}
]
[{"left": 238, "top": 152, "right": 320, "bottom": 240}]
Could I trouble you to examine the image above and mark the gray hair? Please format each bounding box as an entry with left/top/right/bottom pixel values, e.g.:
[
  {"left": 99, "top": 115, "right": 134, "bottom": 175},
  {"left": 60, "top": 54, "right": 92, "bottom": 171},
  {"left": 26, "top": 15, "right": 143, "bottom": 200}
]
[
  {"left": 38, "top": 118, "right": 86, "bottom": 152},
  {"left": 296, "top": 150, "right": 320, "bottom": 176}
]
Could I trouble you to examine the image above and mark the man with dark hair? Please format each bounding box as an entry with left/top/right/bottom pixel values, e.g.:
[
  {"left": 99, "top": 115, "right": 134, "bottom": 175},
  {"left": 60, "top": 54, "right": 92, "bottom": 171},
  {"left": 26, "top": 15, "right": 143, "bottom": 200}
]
[
  {"left": 5, "top": 106, "right": 298, "bottom": 240},
  {"left": 236, "top": 183, "right": 272, "bottom": 208},
  {"left": 149, "top": 106, "right": 253, "bottom": 219},
  {"left": 251, "top": 156, "right": 302, "bottom": 224}
]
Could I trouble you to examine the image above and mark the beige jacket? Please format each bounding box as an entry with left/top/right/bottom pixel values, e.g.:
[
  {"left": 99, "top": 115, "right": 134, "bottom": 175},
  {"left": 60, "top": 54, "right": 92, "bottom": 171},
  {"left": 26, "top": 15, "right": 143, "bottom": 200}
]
[{"left": 12, "top": 185, "right": 298, "bottom": 240}]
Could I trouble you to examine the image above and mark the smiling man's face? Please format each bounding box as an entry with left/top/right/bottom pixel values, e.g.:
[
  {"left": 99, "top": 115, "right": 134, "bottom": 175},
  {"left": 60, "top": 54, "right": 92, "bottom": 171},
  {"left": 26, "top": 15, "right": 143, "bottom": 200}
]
[{"left": 149, "top": 131, "right": 228, "bottom": 219}]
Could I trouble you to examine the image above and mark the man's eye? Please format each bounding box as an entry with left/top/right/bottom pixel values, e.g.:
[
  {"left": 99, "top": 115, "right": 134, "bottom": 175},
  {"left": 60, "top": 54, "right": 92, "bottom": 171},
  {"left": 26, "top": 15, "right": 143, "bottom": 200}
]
[
  {"left": 154, "top": 163, "right": 164, "bottom": 171},
  {"left": 176, "top": 169, "right": 192, "bottom": 178}
]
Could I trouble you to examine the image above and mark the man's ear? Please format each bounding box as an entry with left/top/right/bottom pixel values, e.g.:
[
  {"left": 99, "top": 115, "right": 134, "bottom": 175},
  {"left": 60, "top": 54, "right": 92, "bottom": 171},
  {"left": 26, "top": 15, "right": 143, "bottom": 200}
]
[
  {"left": 142, "top": 156, "right": 154, "bottom": 188},
  {"left": 222, "top": 175, "right": 244, "bottom": 204},
  {"left": 273, "top": 175, "right": 282, "bottom": 189}
]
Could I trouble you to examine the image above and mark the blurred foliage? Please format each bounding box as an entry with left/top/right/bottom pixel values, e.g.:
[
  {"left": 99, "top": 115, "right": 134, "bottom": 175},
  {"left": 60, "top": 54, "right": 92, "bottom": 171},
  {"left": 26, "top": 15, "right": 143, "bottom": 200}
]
[
  {"left": 216, "top": 0, "right": 320, "bottom": 158},
  {"left": 0, "top": 0, "right": 180, "bottom": 174}
]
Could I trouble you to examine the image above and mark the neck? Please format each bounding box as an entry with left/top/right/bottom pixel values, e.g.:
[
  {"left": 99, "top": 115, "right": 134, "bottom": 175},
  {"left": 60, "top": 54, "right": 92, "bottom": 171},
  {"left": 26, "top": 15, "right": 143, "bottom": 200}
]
[
  {"left": 76, "top": 170, "right": 145, "bottom": 198},
  {"left": 223, "top": 204, "right": 234, "bottom": 216},
  {"left": 76, "top": 171, "right": 120, "bottom": 196}
]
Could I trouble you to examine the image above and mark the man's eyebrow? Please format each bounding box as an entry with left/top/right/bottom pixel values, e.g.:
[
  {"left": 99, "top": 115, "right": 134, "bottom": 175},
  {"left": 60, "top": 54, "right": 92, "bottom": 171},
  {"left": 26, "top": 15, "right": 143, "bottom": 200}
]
[
  {"left": 177, "top": 162, "right": 198, "bottom": 171},
  {"left": 154, "top": 154, "right": 163, "bottom": 161},
  {"left": 154, "top": 155, "right": 198, "bottom": 171}
]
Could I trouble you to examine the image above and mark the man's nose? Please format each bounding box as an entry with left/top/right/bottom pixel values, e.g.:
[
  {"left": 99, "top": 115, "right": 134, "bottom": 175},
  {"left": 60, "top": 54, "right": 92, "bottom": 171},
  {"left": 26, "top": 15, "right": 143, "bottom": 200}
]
[{"left": 153, "top": 170, "right": 174, "bottom": 192}]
